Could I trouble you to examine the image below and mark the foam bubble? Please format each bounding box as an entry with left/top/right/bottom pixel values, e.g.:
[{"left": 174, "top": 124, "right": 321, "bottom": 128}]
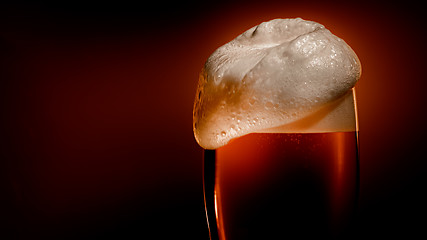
[{"left": 193, "top": 18, "right": 361, "bottom": 149}]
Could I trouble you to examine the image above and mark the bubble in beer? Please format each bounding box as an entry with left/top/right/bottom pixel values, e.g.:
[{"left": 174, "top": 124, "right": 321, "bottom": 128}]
[{"left": 193, "top": 18, "right": 361, "bottom": 149}]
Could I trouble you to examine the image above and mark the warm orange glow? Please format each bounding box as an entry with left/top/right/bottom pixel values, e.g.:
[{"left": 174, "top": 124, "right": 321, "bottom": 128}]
[
  {"left": 214, "top": 189, "right": 226, "bottom": 240},
  {"left": 331, "top": 132, "right": 346, "bottom": 227},
  {"left": 336, "top": 132, "right": 345, "bottom": 182},
  {"left": 2, "top": 1, "right": 424, "bottom": 238}
]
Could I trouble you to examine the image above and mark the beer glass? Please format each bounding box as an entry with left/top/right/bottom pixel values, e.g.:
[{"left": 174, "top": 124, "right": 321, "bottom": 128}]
[{"left": 203, "top": 89, "right": 359, "bottom": 240}]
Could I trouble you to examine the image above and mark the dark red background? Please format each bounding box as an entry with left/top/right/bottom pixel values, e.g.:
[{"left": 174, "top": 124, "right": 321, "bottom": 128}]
[{"left": 1, "top": 1, "right": 426, "bottom": 239}]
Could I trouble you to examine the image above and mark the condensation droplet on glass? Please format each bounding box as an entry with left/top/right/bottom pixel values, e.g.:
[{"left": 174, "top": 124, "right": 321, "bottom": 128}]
[{"left": 253, "top": 118, "right": 258, "bottom": 124}]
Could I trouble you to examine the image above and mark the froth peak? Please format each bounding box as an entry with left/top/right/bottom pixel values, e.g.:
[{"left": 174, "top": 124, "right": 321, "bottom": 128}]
[{"left": 193, "top": 18, "right": 361, "bottom": 149}]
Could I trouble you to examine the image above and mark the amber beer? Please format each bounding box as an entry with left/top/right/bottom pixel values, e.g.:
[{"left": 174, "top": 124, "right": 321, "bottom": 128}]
[
  {"left": 204, "top": 131, "right": 359, "bottom": 239},
  {"left": 195, "top": 18, "right": 362, "bottom": 240}
]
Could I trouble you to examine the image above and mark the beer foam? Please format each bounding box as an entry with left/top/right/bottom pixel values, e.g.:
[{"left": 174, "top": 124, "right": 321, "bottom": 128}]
[{"left": 193, "top": 18, "right": 361, "bottom": 149}]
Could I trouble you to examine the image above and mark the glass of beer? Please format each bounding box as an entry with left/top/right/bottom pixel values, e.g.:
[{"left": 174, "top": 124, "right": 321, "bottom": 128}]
[{"left": 193, "top": 18, "right": 361, "bottom": 240}]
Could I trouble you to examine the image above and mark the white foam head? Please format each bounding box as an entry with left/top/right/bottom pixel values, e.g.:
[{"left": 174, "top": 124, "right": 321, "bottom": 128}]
[{"left": 193, "top": 18, "right": 361, "bottom": 149}]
